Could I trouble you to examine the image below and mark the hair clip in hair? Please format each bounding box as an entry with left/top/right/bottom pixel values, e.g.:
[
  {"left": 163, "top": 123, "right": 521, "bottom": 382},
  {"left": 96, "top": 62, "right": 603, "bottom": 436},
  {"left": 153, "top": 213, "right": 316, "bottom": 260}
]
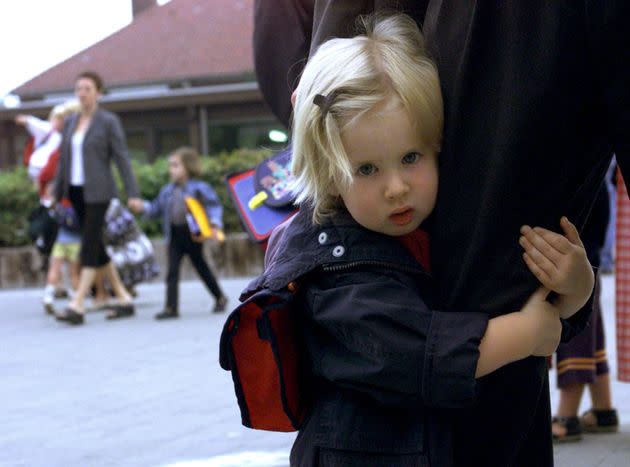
[{"left": 313, "top": 90, "right": 339, "bottom": 118}]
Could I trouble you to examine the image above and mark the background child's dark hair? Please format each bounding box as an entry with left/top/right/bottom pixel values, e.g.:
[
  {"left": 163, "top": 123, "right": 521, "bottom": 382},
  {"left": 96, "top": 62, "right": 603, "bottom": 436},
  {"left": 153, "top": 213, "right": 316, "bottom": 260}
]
[{"left": 172, "top": 146, "right": 202, "bottom": 178}]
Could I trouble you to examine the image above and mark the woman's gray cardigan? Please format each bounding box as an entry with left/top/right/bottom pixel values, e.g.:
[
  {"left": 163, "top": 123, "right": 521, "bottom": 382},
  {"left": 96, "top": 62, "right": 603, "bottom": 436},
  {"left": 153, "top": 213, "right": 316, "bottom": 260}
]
[{"left": 54, "top": 108, "right": 139, "bottom": 203}]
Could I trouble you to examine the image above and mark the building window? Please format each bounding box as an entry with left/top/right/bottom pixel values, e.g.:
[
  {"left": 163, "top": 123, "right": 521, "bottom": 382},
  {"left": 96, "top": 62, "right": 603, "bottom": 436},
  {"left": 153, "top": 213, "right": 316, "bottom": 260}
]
[
  {"left": 208, "top": 121, "right": 288, "bottom": 154},
  {"left": 126, "top": 129, "right": 148, "bottom": 163},
  {"left": 157, "top": 127, "right": 188, "bottom": 156}
]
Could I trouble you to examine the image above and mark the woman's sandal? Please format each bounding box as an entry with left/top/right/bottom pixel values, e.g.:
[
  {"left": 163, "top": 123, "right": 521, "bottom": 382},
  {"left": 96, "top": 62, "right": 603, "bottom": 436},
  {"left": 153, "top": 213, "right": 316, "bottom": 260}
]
[
  {"left": 105, "top": 303, "right": 135, "bottom": 320},
  {"left": 580, "top": 408, "right": 619, "bottom": 433},
  {"left": 55, "top": 307, "right": 85, "bottom": 325},
  {"left": 552, "top": 416, "right": 583, "bottom": 443}
]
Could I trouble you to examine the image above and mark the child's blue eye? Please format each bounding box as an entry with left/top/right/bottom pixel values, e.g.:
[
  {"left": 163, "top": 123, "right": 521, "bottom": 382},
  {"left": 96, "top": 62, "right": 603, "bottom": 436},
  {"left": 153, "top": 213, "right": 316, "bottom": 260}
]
[
  {"left": 402, "top": 152, "right": 421, "bottom": 164},
  {"left": 357, "top": 164, "right": 376, "bottom": 176}
]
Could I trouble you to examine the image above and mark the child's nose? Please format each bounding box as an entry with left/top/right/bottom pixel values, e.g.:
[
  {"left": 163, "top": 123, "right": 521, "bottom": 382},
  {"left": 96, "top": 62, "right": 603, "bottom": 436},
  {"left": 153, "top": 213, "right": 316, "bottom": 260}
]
[{"left": 384, "top": 174, "right": 409, "bottom": 200}]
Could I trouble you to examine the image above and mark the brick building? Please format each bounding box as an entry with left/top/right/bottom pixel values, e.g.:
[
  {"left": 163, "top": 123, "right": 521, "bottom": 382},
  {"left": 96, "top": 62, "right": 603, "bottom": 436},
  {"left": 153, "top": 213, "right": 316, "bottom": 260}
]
[{"left": 0, "top": 0, "right": 285, "bottom": 167}]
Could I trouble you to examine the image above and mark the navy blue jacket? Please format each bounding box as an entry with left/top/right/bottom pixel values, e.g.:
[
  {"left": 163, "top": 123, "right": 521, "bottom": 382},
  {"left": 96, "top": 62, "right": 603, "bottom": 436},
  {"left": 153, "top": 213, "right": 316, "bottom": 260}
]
[{"left": 245, "top": 209, "right": 488, "bottom": 466}]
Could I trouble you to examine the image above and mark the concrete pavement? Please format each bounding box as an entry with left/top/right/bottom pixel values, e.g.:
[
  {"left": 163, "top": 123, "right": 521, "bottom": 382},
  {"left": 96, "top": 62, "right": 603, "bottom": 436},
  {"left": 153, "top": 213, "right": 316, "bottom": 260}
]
[{"left": 0, "top": 275, "right": 628, "bottom": 466}]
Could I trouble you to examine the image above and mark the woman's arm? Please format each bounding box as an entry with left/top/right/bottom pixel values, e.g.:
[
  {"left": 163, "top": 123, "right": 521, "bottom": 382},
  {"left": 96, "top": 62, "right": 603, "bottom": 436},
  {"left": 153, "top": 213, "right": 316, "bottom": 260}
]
[{"left": 107, "top": 113, "right": 140, "bottom": 199}]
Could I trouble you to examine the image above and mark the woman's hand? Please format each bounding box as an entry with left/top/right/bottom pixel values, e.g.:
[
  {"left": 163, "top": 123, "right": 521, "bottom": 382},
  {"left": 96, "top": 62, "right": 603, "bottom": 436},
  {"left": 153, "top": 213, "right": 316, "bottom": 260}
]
[
  {"left": 127, "top": 198, "right": 144, "bottom": 214},
  {"left": 519, "top": 217, "right": 594, "bottom": 319}
]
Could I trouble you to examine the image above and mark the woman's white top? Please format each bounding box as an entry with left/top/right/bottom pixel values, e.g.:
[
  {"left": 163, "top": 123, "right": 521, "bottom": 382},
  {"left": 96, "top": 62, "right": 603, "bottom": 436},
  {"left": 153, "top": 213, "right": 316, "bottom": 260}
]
[
  {"left": 70, "top": 130, "right": 85, "bottom": 186},
  {"left": 25, "top": 116, "right": 62, "bottom": 180}
]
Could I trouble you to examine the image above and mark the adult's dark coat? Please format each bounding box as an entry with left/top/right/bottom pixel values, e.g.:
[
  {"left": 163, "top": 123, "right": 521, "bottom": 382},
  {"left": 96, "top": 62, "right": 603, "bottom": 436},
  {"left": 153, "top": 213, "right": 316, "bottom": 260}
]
[
  {"left": 254, "top": 1, "right": 629, "bottom": 465},
  {"left": 251, "top": 208, "right": 488, "bottom": 466}
]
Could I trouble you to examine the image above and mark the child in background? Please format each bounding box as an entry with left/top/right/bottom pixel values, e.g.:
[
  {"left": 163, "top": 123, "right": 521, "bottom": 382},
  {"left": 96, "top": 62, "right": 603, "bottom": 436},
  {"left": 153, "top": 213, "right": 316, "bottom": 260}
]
[
  {"left": 16, "top": 100, "right": 80, "bottom": 198},
  {"left": 243, "top": 14, "right": 594, "bottom": 465},
  {"left": 43, "top": 199, "right": 81, "bottom": 315},
  {"left": 128, "top": 147, "right": 228, "bottom": 319}
]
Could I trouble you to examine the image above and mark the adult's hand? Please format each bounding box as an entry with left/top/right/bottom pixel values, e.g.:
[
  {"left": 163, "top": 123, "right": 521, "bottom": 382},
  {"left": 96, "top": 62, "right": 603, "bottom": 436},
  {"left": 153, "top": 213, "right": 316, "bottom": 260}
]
[
  {"left": 127, "top": 197, "right": 144, "bottom": 214},
  {"left": 14, "top": 114, "right": 28, "bottom": 126}
]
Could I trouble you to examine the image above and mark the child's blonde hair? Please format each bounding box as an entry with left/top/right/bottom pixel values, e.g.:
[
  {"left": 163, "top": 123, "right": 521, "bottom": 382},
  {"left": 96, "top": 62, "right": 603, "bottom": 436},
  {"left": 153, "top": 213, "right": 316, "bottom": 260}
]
[
  {"left": 291, "top": 14, "right": 443, "bottom": 223},
  {"left": 49, "top": 99, "right": 80, "bottom": 121},
  {"left": 171, "top": 146, "right": 202, "bottom": 178}
]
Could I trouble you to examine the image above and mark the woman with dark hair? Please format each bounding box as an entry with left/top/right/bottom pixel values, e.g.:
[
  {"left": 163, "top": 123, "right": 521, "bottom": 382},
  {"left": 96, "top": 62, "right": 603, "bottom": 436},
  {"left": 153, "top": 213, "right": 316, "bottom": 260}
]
[{"left": 54, "top": 70, "right": 142, "bottom": 325}]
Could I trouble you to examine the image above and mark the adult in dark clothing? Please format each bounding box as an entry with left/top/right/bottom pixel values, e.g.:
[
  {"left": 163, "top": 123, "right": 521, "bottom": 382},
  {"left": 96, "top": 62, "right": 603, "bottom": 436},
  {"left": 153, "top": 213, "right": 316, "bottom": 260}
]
[
  {"left": 54, "top": 71, "right": 142, "bottom": 325},
  {"left": 253, "top": 1, "right": 629, "bottom": 465}
]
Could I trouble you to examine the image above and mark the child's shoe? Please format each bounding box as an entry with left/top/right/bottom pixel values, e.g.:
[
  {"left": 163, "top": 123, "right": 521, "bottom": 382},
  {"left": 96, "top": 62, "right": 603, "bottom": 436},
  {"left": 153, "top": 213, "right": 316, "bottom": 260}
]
[
  {"left": 54, "top": 288, "right": 69, "bottom": 299},
  {"left": 155, "top": 307, "right": 179, "bottom": 320},
  {"left": 213, "top": 296, "right": 228, "bottom": 313},
  {"left": 43, "top": 284, "right": 55, "bottom": 315},
  {"left": 43, "top": 301, "right": 55, "bottom": 315}
]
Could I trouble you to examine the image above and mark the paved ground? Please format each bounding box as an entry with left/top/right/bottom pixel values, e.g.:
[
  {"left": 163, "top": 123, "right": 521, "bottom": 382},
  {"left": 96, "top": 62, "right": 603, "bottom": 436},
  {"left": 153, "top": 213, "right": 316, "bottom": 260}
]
[{"left": 0, "top": 275, "right": 628, "bottom": 467}]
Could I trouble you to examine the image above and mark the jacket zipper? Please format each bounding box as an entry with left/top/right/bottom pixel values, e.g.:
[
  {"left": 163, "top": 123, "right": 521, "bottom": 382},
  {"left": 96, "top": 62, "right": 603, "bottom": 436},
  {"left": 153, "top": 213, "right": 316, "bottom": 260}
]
[{"left": 322, "top": 260, "right": 430, "bottom": 278}]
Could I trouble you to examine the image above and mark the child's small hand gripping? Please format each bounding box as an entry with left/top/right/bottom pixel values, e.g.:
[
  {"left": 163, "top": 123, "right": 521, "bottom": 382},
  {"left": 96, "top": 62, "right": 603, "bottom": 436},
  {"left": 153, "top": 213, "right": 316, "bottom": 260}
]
[{"left": 519, "top": 217, "right": 594, "bottom": 320}]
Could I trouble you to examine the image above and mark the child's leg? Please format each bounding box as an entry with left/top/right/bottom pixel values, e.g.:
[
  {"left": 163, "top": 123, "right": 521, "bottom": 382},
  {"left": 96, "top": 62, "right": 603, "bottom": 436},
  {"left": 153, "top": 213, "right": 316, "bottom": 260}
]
[
  {"left": 164, "top": 230, "right": 185, "bottom": 314},
  {"left": 69, "top": 260, "right": 80, "bottom": 292},
  {"left": 46, "top": 256, "right": 63, "bottom": 291},
  {"left": 186, "top": 240, "right": 227, "bottom": 312},
  {"left": 187, "top": 240, "right": 223, "bottom": 297},
  {"left": 44, "top": 254, "right": 64, "bottom": 311}
]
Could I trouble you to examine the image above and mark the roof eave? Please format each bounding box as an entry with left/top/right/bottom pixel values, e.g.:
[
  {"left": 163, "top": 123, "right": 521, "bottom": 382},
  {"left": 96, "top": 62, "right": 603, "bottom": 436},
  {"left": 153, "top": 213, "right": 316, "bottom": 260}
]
[{"left": 0, "top": 81, "right": 262, "bottom": 118}]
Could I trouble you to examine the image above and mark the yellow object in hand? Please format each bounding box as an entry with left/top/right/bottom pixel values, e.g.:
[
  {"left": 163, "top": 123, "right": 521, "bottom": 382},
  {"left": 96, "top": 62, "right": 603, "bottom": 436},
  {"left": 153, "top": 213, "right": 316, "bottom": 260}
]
[{"left": 248, "top": 191, "right": 268, "bottom": 210}]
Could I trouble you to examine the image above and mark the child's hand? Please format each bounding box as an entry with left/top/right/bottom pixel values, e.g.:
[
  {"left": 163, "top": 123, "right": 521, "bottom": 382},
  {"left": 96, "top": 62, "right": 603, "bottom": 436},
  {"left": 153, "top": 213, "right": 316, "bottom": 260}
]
[
  {"left": 519, "top": 217, "right": 594, "bottom": 319},
  {"left": 521, "top": 287, "right": 562, "bottom": 356}
]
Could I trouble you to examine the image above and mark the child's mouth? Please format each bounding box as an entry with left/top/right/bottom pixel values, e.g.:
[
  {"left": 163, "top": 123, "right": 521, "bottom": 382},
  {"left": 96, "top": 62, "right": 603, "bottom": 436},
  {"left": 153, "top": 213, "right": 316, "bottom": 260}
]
[{"left": 389, "top": 208, "right": 414, "bottom": 226}]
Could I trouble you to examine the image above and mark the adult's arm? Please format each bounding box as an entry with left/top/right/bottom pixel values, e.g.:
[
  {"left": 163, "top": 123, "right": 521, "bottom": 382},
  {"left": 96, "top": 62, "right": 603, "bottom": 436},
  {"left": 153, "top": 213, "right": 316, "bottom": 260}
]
[
  {"left": 253, "top": 0, "right": 314, "bottom": 127},
  {"left": 107, "top": 113, "right": 140, "bottom": 199},
  {"left": 588, "top": 0, "right": 629, "bottom": 184},
  {"left": 310, "top": 1, "right": 430, "bottom": 54}
]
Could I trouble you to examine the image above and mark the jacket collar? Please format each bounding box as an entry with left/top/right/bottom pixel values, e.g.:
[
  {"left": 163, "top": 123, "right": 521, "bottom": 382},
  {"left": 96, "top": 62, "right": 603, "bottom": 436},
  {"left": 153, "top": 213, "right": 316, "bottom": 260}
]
[{"left": 243, "top": 207, "right": 427, "bottom": 296}]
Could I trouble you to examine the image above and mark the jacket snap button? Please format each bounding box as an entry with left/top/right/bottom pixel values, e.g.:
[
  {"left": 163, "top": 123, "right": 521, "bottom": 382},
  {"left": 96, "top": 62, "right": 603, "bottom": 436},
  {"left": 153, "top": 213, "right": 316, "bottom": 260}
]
[
  {"left": 332, "top": 245, "right": 345, "bottom": 257},
  {"left": 318, "top": 232, "right": 328, "bottom": 244}
]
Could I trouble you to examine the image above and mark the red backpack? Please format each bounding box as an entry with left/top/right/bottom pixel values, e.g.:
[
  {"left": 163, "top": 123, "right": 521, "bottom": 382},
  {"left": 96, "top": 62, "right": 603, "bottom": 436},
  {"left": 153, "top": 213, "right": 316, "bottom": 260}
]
[{"left": 219, "top": 282, "right": 310, "bottom": 432}]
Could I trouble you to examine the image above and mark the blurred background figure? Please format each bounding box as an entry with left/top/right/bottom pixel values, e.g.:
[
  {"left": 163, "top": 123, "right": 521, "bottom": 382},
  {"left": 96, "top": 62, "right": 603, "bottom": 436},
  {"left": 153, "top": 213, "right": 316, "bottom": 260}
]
[
  {"left": 552, "top": 185, "right": 619, "bottom": 442},
  {"left": 600, "top": 157, "right": 617, "bottom": 274},
  {"left": 53, "top": 71, "right": 141, "bottom": 325},
  {"left": 15, "top": 100, "right": 79, "bottom": 197},
  {"left": 128, "top": 146, "right": 227, "bottom": 320},
  {"left": 16, "top": 101, "right": 80, "bottom": 273}
]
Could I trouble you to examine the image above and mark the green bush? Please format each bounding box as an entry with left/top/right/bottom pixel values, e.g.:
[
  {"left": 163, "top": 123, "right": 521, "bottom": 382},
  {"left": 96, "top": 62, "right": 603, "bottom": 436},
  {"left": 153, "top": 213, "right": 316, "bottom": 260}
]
[
  {"left": 0, "top": 167, "right": 39, "bottom": 247},
  {"left": 127, "top": 147, "right": 271, "bottom": 237},
  {"left": 0, "top": 148, "right": 272, "bottom": 247}
]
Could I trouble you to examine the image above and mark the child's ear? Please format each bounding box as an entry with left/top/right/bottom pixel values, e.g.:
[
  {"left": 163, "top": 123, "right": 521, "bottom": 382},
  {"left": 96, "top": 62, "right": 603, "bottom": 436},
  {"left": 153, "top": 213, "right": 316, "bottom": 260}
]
[{"left": 291, "top": 90, "right": 297, "bottom": 108}]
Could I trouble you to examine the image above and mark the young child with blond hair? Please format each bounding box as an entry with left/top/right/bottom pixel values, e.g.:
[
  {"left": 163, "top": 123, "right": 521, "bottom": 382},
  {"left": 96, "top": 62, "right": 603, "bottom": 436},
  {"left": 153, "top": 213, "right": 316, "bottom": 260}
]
[{"left": 239, "top": 14, "right": 594, "bottom": 466}]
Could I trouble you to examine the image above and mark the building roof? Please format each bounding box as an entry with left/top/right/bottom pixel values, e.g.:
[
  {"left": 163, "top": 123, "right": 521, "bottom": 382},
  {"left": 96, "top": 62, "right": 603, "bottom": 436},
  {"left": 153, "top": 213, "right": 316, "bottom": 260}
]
[{"left": 13, "top": 0, "right": 255, "bottom": 99}]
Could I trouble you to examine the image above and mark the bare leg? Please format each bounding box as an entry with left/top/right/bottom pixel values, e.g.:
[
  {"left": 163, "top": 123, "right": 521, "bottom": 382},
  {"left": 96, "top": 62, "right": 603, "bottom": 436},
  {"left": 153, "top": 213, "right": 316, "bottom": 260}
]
[
  {"left": 102, "top": 261, "right": 132, "bottom": 304},
  {"left": 553, "top": 383, "right": 585, "bottom": 437},
  {"left": 47, "top": 257, "right": 63, "bottom": 287},
  {"left": 69, "top": 260, "right": 80, "bottom": 292},
  {"left": 93, "top": 269, "right": 109, "bottom": 305},
  {"left": 588, "top": 373, "right": 613, "bottom": 409},
  {"left": 68, "top": 267, "right": 97, "bottom": 313}
]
